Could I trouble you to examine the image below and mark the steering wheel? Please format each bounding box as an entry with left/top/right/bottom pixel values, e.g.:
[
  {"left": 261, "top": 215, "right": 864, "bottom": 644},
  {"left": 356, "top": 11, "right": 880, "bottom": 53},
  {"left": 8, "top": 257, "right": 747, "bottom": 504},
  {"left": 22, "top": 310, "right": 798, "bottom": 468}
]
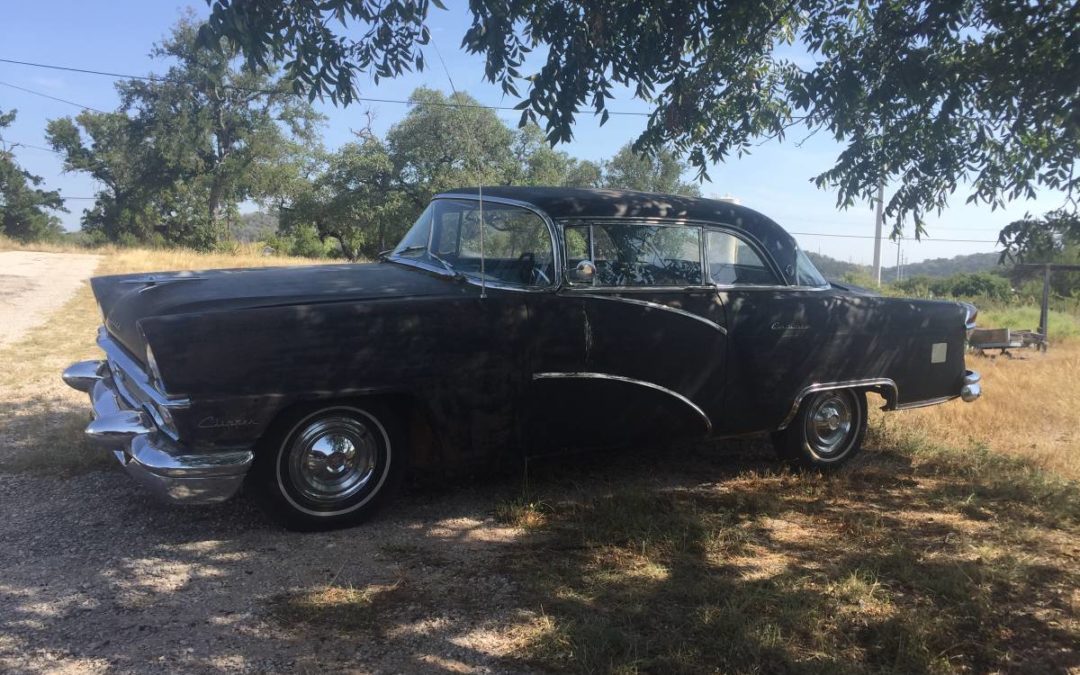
[{"left": 518, "top": 252, "right": 551, "bottom": 286}]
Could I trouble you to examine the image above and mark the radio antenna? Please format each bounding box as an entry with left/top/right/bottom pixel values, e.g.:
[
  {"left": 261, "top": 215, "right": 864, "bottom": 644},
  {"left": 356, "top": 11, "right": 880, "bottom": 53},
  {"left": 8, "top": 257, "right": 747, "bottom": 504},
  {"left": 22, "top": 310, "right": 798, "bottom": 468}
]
[{"left": 431, "top": 35, "right": 486, "bottom": 298}]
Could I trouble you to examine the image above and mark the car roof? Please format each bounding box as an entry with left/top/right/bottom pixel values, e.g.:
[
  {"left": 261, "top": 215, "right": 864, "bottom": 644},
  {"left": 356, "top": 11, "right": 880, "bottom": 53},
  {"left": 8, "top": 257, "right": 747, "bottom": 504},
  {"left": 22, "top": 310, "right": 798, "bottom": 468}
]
[{"left": 438, "top": 186, "right": 801, "bottom": 281}]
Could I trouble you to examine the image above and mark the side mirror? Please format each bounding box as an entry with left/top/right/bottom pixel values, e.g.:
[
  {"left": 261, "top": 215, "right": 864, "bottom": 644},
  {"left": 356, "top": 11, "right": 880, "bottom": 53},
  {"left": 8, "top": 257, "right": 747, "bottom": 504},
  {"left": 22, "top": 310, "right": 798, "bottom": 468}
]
[{"left": 570, "top": 260, "right": 597, "bottom": 283}]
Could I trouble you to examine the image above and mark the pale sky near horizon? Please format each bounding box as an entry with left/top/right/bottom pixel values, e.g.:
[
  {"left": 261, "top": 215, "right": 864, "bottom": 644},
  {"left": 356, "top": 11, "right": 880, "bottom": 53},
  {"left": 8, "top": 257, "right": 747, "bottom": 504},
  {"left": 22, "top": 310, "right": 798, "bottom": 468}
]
[{"left": 0, "top": 1, "right": 1069, "bottom": 264}]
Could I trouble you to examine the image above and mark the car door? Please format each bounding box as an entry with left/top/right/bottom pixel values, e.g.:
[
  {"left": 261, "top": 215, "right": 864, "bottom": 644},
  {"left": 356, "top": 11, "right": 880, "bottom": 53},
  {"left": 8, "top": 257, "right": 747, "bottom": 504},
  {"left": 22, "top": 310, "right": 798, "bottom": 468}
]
[
  {"left": 528, "top": 220, "right": 727, "bottom": 453},
  {"left": 395, "top": 197, "right": 556, "bottom": 469}
]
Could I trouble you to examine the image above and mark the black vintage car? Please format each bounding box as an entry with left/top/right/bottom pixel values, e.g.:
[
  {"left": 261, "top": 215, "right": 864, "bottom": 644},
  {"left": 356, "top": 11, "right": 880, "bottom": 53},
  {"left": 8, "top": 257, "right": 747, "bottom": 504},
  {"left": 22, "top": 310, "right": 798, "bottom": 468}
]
[{"left": 63, "top": 187, "right": 981, "bottom": 529}]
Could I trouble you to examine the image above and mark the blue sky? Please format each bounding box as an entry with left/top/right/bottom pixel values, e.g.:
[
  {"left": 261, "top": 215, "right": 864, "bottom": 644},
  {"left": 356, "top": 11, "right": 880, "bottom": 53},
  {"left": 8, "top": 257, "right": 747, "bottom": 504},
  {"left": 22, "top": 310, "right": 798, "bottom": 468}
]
[{"left": 0, "top": 1, "right": 1068, "bottom": 264}]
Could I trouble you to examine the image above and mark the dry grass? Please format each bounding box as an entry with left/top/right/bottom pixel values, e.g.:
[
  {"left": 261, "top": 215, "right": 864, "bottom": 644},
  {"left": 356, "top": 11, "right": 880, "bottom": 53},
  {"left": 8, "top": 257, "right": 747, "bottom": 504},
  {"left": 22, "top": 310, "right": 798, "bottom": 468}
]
[
  {"left": 494, "top": 442, "right": 1079, "bottom": 673},
  {"left": 881, "top": 343, "right": 1080, "bottom": 480}
]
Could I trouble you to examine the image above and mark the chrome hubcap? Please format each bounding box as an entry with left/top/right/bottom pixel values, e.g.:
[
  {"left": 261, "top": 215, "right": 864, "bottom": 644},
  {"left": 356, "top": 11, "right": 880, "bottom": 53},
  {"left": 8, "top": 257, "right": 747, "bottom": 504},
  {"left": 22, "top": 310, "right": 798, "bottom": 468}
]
[
  {"left": 805, "top": 393, "right": 854, "bottom": 457},
  {"left": 288, "top": 416, "right": 377, "bottom": 504}
]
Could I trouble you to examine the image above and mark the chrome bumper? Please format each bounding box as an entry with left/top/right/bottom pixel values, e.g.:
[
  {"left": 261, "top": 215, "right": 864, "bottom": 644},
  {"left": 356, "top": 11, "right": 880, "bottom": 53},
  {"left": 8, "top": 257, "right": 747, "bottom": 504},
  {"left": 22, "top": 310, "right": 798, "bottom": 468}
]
[
  {"left": 960, "top": 369, "right": 981, "bottom": 403},
  {"left": 62, "top": 359, "right": 252, "bottom": 504}
]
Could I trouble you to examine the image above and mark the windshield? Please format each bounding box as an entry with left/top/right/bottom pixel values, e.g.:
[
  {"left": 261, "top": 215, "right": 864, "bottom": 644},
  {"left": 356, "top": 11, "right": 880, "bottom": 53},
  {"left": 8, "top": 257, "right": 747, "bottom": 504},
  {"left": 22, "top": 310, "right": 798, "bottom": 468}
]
[
  {"left": 391, "top": 198, "right": 555, "bottom": 288},
  {"left": 794, "top": 248, "right": 829, "bottom": 287}
]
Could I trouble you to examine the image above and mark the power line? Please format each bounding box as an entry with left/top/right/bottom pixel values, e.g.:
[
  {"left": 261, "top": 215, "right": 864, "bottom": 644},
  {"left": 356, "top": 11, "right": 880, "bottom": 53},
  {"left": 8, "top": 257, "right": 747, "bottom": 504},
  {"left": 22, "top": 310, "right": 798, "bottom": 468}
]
[
  {"left": 0, "top": 55, "right": 650, "bottom": 117},
  {"left": 0, "top": 79, "right": 106, "bottom": 113},
  {"left": 788, "top": 230, "right": 998, "bottom": 244},
  {"left": 2, "top": 139, "right": 62, "bottom": 154}
]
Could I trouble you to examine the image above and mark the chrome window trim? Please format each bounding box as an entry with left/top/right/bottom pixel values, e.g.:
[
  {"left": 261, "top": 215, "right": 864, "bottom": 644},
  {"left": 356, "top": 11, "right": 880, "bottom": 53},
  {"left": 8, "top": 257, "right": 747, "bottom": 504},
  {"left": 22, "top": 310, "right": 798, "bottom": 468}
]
[
  {"left": 425, "top": 193, "right": 563, "bottom": 290},
  {"left": 703, "top": 226, "right": 784, "bottom": 287},
  {"left": 561, "top": 216, "right": 788, "bottom": 285},
  {"left": 559, "top": 219, "right": 707, "bottom": 291},
  {"left": 713, "top": 284, "right": 832, "bottom": 292},
  {"left": 386, "top": 256, "right": 556, "bottom": 294},
  {"left": 778, "top": 378, "right": 898, "bottom": 430},
  {"left": 568, "top": 293, "right": 727, "bottom": 334},
  {"left": 532, "top": 371, "right": 712, "bottom": 432},
  {"left": 558, "top": 216, "right": 832, "bottom": 291}
]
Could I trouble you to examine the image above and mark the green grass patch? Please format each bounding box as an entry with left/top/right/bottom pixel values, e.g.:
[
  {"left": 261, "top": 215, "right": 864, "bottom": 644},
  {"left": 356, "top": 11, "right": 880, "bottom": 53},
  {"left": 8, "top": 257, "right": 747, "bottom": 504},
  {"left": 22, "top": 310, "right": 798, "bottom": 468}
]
[{"left": 976, "top": 305, "right": 1080, "bottom": 341}]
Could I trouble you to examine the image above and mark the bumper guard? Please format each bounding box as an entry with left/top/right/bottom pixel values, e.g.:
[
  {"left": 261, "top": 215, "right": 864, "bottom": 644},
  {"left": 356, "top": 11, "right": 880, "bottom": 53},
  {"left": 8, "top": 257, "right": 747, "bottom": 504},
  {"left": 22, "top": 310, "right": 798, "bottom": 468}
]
[
  {"left": 63, "top": 360, "right": 252, "bottom": 504},
  {"left": 960, "top": 370, "right": 981, "bottom": 403}
]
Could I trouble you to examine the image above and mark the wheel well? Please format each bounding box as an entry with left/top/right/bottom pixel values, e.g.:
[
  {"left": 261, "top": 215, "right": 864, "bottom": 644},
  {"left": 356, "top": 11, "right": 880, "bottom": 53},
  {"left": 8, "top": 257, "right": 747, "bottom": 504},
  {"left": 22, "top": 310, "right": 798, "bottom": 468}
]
[
  {"left": 256, "top": 393, "right": 440, "bottom": 470},
  {"left": 779, "top": 379, "right": 896, "bottom": 430}
]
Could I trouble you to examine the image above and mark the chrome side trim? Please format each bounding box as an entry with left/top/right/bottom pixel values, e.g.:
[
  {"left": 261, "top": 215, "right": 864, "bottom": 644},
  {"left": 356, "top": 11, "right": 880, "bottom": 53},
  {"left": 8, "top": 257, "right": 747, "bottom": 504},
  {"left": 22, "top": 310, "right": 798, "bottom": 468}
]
[
  {"left": 532, "top": 371, "right": 712, "bottom": 432},
  {"left": 570, "top": 293, "right": 727, "bottom": 334},
  {"left": 895, "top": 395, "right": 957, "bottom": 410},
  {"left": 778, "top": 378, "right": 898, "bottom": 430}
]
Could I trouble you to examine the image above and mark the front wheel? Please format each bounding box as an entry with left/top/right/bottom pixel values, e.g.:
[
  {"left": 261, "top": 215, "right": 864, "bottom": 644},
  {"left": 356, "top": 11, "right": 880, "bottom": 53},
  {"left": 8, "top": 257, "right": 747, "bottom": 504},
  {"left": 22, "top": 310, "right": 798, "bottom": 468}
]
[
  {"left": 771, "top": 389, "right": 867, "bottom": 469},
  {"left": 250, "top": 403, "right": 404, "bottom": 531}
]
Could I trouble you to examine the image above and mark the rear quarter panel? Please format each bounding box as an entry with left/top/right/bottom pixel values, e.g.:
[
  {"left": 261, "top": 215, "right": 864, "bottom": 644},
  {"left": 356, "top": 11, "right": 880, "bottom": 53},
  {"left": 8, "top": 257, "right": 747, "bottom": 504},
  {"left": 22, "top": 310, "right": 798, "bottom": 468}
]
[{"left": 720, "top": 289, "right": 968, "bottom": 432}]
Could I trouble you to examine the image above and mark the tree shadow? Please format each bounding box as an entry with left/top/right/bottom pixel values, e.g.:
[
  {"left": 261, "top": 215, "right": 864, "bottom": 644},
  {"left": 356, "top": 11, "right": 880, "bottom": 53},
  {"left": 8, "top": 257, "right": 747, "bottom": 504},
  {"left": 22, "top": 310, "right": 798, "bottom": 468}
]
[{"left": 1, "top": 427, "right": 1077, "bottom": 673}]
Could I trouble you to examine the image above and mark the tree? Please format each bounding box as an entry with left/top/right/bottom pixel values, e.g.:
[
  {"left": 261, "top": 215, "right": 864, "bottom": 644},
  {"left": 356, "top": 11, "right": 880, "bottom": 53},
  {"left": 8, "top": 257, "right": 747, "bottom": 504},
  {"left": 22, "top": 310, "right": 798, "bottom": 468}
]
[
  {"left": 282, "top": 135, "right": 406, "bottom": 260},
  {"left": 998, "top": 209, "right": 1080, "bottom": 297},
  {"left": 602, "top": 143, "right": 701, "bottom": 196},
  {"left": 386, "top": 87, "right": 516, "bottom": 208},
  {"left": 998, "top": 210, "right": 1080, "bottom": 265},
  {"left": 48, "top": 17, "right": 322, "bottom": 248},
  {"left": 199, "top": 0, "right": 1080, "bottom": 236},
  {"left": 0, "top": 109, "right": 66, "bottom": 242},
  {"left": 510, "top": 124, "right": 603, "bottom": 188}
]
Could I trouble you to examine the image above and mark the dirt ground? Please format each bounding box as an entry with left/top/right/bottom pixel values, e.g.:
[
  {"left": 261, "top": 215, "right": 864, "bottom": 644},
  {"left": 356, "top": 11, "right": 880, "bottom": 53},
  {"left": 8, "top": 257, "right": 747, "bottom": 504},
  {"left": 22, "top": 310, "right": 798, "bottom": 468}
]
[
  {"left": 0, "top": 251, "right": 101, "bottom": 348},
  {"left": 0, "top": 465, "right": 549, "bottom": 673}
]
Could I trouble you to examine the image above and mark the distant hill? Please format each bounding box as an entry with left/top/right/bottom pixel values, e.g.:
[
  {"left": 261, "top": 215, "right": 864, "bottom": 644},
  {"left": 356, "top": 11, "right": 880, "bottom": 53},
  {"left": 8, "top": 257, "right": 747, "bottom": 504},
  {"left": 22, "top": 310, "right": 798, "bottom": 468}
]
[
  {"left": 884, "top": 251, "right": 1002, "bottom": 279},
  {"left": 234, "top": 211, "right": 279, "bottom": 243},
  {"left": 804, "top": 250, "right": 1005, "bottom": 282},
  {"left": 805, "top": 252, "right": 869, "bottom": 280}
]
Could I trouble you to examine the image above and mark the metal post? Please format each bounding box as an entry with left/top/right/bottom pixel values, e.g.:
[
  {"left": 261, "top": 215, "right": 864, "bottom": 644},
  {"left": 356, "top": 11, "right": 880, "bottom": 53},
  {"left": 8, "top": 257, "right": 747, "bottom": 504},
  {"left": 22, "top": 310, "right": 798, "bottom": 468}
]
[
  {"left": 872, "top": 179, "right": 884, "bottom": 286},
  {"left": 1039, "top": 263, "right": 1051, "bottom": 337},
  {"left": 895, "top": 237, "right": 902, "bottom": 283}
]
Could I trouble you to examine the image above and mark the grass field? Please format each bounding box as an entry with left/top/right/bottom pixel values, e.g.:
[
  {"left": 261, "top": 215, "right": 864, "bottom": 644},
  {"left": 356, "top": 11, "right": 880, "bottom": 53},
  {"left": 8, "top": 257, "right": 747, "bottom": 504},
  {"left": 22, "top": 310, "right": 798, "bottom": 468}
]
[{"left": 1, "top": 245, "right": 1077, "bottom": 673}]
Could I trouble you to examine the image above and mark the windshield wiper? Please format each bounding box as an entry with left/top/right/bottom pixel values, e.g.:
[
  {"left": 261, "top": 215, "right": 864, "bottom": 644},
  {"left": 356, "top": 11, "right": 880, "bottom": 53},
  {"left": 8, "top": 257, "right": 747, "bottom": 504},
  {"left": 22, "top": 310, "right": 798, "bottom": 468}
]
[
  {"left": 393, "top": 245, "right": 427, "bottom": 256},
  {"left": 390, "top": 246, "right": 466, "bottom": 281},
  {"left": 428, "top": 251, "right": 467, "bottom": 281}
]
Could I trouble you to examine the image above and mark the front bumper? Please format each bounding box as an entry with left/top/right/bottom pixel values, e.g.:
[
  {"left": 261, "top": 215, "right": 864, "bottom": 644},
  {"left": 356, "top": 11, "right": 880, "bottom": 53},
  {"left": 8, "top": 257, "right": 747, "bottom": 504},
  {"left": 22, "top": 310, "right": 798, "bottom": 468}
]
[{"left": 63, "top": 359, "right": 253, "bottom": 505}]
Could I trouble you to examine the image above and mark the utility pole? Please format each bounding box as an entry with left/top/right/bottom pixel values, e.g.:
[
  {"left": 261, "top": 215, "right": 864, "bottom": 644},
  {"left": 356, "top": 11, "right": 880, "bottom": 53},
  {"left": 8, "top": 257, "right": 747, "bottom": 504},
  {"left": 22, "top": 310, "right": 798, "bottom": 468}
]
[
  {"left": 895, "top": 237, "right": 902, "bottom": 283},
  {"left": 872, "top": 179, "right": 884, "bottom": 286},
  {"left": 1040, "top": 263, "right": 1051, "bottom": 337}
]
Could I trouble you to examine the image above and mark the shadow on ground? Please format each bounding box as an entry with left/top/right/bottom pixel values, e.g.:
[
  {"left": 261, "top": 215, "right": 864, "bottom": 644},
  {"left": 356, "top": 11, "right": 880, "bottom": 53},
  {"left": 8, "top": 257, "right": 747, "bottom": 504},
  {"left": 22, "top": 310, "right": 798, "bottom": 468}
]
[{"left": 1, "top": 434, "right": 1077, "bottom": 673}]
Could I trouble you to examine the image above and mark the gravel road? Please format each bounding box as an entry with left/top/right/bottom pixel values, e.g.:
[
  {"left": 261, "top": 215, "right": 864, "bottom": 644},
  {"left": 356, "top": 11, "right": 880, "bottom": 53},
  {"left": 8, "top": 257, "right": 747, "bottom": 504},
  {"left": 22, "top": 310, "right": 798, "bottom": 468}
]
[
  {"left": 0, "top": 251, "right": 101, "bottom": 347},
  {"left": 0, "top": 468, "right": 543, "bottom": 673}
]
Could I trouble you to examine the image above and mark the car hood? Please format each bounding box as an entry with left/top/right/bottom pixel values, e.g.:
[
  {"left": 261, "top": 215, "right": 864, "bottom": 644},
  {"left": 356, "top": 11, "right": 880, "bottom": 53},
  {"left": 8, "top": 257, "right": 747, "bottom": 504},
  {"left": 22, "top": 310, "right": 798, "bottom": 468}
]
[{"left": 92, "top": 262, "right": 459, "bottom": 359}]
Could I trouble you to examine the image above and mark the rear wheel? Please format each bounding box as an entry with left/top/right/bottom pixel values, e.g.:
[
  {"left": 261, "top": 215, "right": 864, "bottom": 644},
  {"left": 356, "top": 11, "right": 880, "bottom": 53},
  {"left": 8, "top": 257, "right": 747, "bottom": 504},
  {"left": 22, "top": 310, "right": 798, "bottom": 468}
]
[
  {"left": 771, "top": 389, "right": 867, "bottom": 469},
  {"left": 250, "top": 402, "right": 404, "bottom": 531}
]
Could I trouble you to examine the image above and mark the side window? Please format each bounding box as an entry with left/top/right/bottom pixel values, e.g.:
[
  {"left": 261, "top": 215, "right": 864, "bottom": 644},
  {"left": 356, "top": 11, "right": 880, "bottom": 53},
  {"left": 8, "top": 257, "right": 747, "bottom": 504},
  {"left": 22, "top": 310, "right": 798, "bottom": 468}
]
[
  {"left": 443, "top": 201, "right": 555, "bottom": 287},
  {"left": 565, "top": 222, "right": 703, "bottom": 287},
  {"left": 706, "top": 230, "right": 779, "bottom": 286}
]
